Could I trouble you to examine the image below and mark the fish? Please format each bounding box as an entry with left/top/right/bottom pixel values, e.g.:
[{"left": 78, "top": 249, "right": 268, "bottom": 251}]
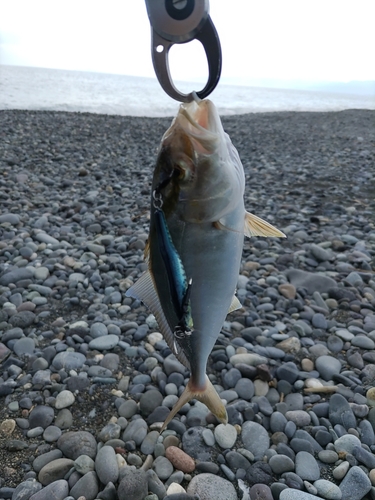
[{"left": 126, "top": 96, "right": 285, "bottom": 432}]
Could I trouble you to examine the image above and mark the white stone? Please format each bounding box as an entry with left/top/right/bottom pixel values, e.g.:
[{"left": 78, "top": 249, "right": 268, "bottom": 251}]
[
  {"left": 167, "top": 483, "right": 186, "bottom": 495},
  {"left": 214, "top": 423, "right": 237, "bottom": 449},
  {"left": 55, "top": 390, "right": 75, "bottom": 409}
]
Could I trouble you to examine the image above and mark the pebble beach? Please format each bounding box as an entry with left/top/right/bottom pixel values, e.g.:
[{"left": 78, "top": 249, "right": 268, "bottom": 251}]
[{"left": 0, "top": 107, "right": 375, "bottom": 500}]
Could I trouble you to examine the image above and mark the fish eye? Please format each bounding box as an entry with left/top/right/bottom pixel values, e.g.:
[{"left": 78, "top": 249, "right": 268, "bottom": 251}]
[
  {"left": 174, "top": 157, "right": 195, "bottom": 182},
  {"left": 174, "top": 164, "right": 187, "bottom": 180}
]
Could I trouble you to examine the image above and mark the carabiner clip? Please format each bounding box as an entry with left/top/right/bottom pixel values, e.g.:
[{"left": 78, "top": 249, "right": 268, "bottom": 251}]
[{"left": 145, "top": 0, "right": 222, "bottom": 102}]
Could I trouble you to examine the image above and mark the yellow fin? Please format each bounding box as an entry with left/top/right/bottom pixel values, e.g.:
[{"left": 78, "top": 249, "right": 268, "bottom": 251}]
[
  {"left": 125, "top": 271, "right": 190, "bottom": 369},
  {"left": 228, "top": 295, "right": 242, "bottom": 313},
  {"left": 244, "top": 212, "right": 286, "bottom": 238},
  {"left": 160, "top": 375, "right": 228, "bottom": 433}
]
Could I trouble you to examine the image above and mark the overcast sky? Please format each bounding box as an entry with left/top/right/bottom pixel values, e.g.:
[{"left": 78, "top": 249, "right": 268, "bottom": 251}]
[{"left": 1, "top": 0, "right": 374, "bottom": 85}]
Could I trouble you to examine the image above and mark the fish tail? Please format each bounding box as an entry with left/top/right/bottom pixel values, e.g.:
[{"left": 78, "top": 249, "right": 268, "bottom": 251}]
[{"left": 160, "top": 375, "right": 228, "bottom": 433}]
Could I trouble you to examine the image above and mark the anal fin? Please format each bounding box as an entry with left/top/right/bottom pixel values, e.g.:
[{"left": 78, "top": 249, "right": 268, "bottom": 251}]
[
  {"left": 125, "top": 271, "right": 190, "bottom": 369},
  {"left": 228, "top": 294, "right": 242, "bottom": 313}
]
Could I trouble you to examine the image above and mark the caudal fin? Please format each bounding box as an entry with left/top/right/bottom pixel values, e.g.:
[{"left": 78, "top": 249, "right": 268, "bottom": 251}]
[{"left": 160, "top": 375, "right": 228, "bottom": 433}]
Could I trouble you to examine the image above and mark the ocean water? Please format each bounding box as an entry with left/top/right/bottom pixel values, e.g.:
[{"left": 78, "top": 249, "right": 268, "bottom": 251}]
[{"left": 1, "top": 65, "right": 374, "bottom": 117}]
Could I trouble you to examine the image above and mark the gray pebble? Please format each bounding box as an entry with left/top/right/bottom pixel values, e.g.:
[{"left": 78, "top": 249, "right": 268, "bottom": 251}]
[
  {"left": 11, "top": 480, "right": 43, "bottom": 500},
  {"left": 317, "top": 450, "right": 338, "bottom": 464},
  {"left": 285, "top": 269, "right": 337, "bottom": 294},
  {"left": 98, "top": 422, "right": 122, "bottom": 442},
  {"left": 89, "top": 334, "right": 119, "bottom": 350},
  {"left": 140, "top": 390, "right": 163, "bottom": 416},
  {"left": 95, "top": 445, "right": 119, "bottom": 484},
  {"left": 234, "top": 378, "right": 255, "bottom": 400},
  {"left": 329, "top": 394, "right": 357, "bottom": 430},
  {"left": 276, "top": 362, "right": 299, "bottom": 384},
  {"left": 43, "top": 425, "right": 62, "bottom": 442},
  {"left": 187, "top": 473, "right": 238, "bottom": 500},
  {"left": 339, "top": 465, "right": 371, "bottom": 500},
  {"left": 352, "top": 444, "right": 375, "bottom": 469},
  {"left": 153, "top": 456, "right": 173, "bottom": 480},
  {"left": 295, "top": 451, "right": 320, "bottom": 481},
  {"left": 285, "top": 410, "right": 311, "bottom": 427},
  {"left": 334, "top": 434, "right": 361, "bottom": 455},
  {"left": 270, "top": 412, "right": 287, "bottom": 433},
  {"left": 163, "top": 354, "right": 186, "bottom": 375},
  {"left": 333, "top": 461, "right": 349, "bottom": 480},
  {"left": 74, "top": 455, "right": 95, "bottom": 474},
  {"left": 13, "top": 337, "right": 35, "bottom": 356},
  {"left": 70, "top": 471, "right": 99, "bottom": 500},
  {"left": 242, "top": 421, "right": 270, "bottom": 460},
  {"left": 52, "top": 351, "right": 86, "bottom": 370},
  {"left": 57, "top": 430, "right": 97, "bottom": 459},
  {"left": 38, "top": 458, "right": 74, "bottom": 486},
  {"left": 269, "top": 454, "right": 295, "bottom": 474},
  {"left": 202, "top": 428, "right": 215, "bottom": 447},
  {"left": 28, "top": 479, "right": 69, "bottom": 500},
  {"left": 33, "top": 449, "right": 63, "bottom": 473},
  {"left": 122, "top": 418, "right": 148, "bottom": 445},
  {"left": 29, "top": 405, "right": 55, "bottom": 429},
  {"left": 118, "top": 399, "right": 139, "bottom": 419},
  {"left": 315, "top": 355, "right": 342, "bottom": 381},
  {"left": 182, "top": 427, "right": 212, "bottom": 461},
  {"left": 141, "top": 430, "right": 160, "bottom": 455},
  {"left": 351, "top": 335, "right": 375, "bottom": 349},
  {"left": 312, "top": 313, "right": 328, "bottom": 329}
]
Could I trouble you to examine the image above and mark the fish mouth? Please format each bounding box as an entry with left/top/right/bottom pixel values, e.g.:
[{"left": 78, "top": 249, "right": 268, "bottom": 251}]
[{"left": 164, "top": 98, "right": 220, "bottom": 158}]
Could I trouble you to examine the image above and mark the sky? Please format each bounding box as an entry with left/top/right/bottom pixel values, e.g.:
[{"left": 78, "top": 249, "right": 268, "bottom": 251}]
[{"left": 0, "top": 0, "right": 374, "bottom": 86}]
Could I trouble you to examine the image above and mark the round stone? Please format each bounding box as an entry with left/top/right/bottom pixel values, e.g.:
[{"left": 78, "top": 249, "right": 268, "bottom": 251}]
[
  {"left": 338, "top": 465, "right": 371, "bottom": 500},
  {"left": 333, "top": 460, "right": 350, "bottom": 480},
  {"left": 43, "top": 425, "right": 62, "bottom": 442},
  {"left": 269, "top": 454, "right": 295, "bottom": 474},
  {"left": 95, "top": 445, "right": 119, "bottom": 484},
  {"left": 334, "top": 434, "right": 361, "bottom": 455},
  {"left": 89, "top": 334, "right": 119, "bottom": 350},
  {"left": 118, "top": 469, "right": 148, "bottom": 500},
  {"left": 153, "top": 456, "right": 173, "bottom": 480},
  {"left": 118, "top": 399, "right": 139, "bottom": 418},
  {"left": 295, "top": 451, "right": 320, "bottom": 481},
  {"left": 187, "top": 473, "right": 238, "bottom": 500},
  {"left": 29, "top": 405, "right": 55, "bottom": 429},
  {"left": 57, "top": 431, "right": 97, "bottom": 460},
  {"left": 38, "top": 458, "right": 75, "bottom": 485},
  {"left": 315, "top": 355, "right": 342, "bottom": 381},
  {"left": 242, "top": 421, "right": 270, "bottom": 460},
  {"left": 74, "top": 455, "right": 95, "bottom": 474},
  {"left": 55, "top": 390, "right": 75, "bottom": 409},
  {"left": 313, "top": 479, "right": 342, "bottom": 500}
]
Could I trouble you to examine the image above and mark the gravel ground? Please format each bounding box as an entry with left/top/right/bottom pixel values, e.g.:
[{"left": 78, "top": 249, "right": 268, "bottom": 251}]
[{"left": 0, "top": 108, "right": 374, "bottom": 500}]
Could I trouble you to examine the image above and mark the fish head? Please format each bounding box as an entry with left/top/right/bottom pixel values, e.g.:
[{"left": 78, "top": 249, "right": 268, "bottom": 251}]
[{"left": 153, "top": 98, "right": 245, "bottom": 223}]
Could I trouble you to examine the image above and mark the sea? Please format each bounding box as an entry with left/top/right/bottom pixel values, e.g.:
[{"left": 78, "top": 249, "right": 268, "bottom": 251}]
[{"left": 1, "top": 65, "right": 374, "bottom": 117}]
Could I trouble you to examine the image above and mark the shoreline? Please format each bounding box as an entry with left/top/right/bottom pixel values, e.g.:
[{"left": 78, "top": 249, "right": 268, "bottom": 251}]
[{"left": 1, "top": 65, "right": 374, "bottom": 117}]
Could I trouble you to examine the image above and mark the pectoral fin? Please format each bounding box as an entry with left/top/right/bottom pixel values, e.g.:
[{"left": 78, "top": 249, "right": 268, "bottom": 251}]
[
  {"left": 125, "top": 271, "right": 190, "bottom": 369},
  {"left": 244, "top": 212, "right": 286, "bottom": 238}
]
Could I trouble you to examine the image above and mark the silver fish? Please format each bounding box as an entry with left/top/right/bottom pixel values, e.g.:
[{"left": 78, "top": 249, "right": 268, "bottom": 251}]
[{"left": 126, "top": 97, "right": 285, "bottom": 432}]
